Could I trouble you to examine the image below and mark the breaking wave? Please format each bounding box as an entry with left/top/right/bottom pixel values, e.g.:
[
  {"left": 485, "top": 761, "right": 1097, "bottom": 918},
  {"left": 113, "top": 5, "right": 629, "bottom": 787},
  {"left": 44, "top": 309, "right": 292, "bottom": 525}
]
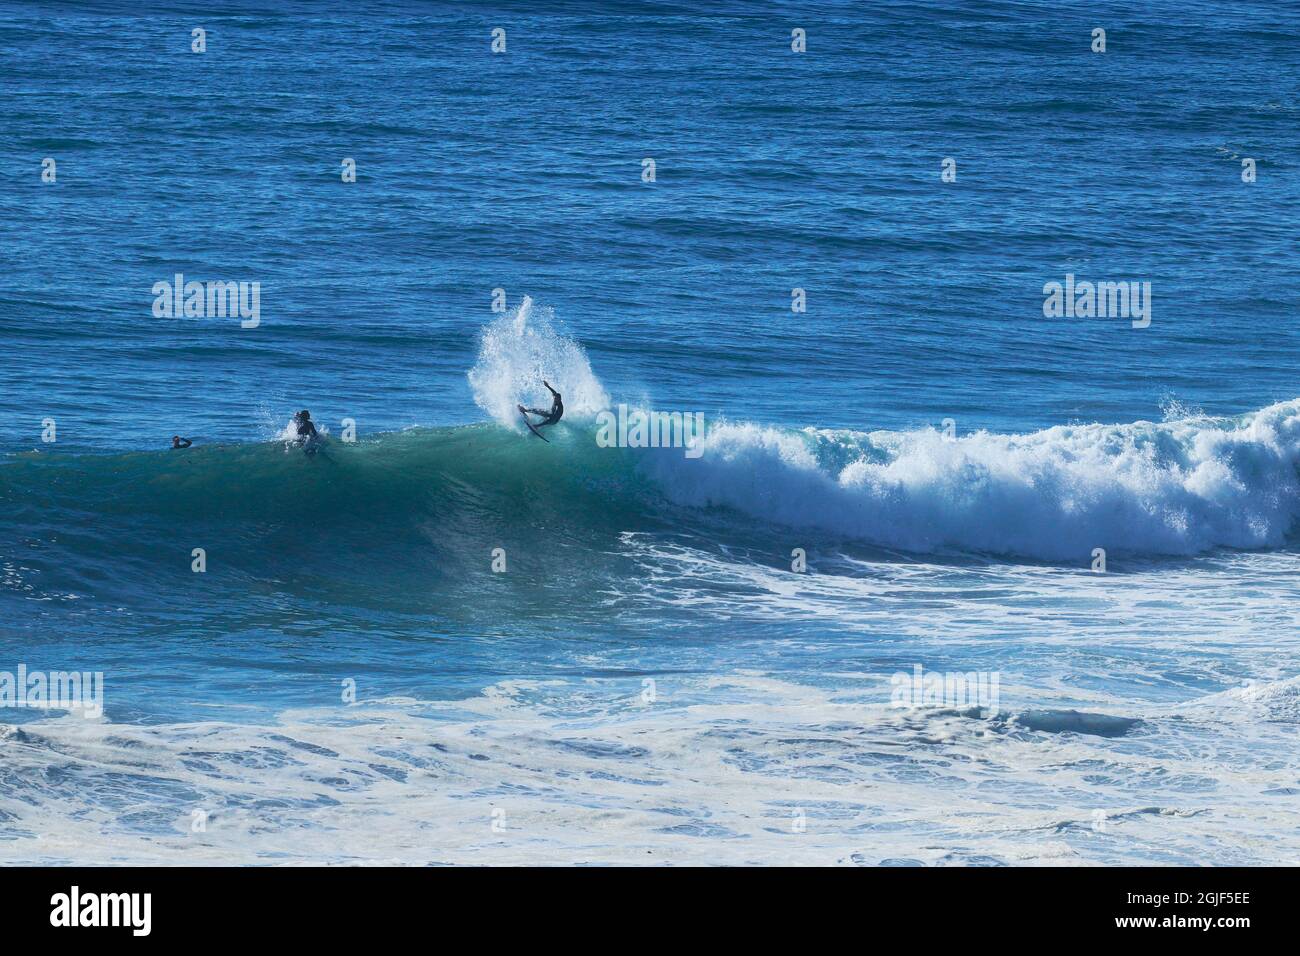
[{"left": 3, "top": 300, "right": 1297, "bottom": 563}]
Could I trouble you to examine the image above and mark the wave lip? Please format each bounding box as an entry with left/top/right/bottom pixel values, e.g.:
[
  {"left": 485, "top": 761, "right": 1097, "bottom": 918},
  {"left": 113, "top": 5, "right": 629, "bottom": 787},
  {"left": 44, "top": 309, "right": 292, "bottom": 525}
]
[{"left": 643, "top": 399, "right": 1300, "bottom": 560}]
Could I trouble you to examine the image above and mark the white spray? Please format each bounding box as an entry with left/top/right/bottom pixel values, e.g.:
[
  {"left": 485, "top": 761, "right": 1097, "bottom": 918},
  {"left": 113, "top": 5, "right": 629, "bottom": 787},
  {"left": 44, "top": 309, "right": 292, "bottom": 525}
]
[{"left": 467, "top": 296, "right": 609, "bottom": 428}]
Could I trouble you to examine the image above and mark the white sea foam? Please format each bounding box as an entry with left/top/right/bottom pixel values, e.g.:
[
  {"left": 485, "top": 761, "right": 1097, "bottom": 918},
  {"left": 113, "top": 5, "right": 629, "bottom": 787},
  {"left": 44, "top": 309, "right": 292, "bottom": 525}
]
[
  {"left": 642, "top": 400, "right": 1300, "bottom": 559},
  {"left": 2, "top": 671, "right": 1297, "bottom": 865}
]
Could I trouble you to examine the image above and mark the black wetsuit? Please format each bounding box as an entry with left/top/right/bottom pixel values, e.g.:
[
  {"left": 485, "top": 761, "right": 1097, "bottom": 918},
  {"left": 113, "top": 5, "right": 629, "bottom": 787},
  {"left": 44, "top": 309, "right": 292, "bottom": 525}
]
[{"left": 525, "top": 387, "right": 563, "bottom": 426}]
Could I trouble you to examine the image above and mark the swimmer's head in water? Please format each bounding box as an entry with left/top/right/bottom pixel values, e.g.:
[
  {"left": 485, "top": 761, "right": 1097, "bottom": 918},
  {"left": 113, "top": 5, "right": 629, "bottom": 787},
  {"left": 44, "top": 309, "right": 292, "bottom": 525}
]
[{"left": 294, "top": 410, "right": 311, "bottom": 423}]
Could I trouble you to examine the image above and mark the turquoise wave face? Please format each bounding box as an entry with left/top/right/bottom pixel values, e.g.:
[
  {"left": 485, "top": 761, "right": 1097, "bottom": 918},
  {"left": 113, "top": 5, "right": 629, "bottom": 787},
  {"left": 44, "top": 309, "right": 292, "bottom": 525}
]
[{"left": 0, "top": 424, "right": 643, "bottom": 613}]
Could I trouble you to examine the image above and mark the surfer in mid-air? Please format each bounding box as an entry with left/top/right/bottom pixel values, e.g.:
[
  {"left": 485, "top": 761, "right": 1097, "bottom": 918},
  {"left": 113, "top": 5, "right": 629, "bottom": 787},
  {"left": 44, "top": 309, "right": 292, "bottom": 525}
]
[{"left": 518, "top": 380, "right": 563, "bottom": 442}]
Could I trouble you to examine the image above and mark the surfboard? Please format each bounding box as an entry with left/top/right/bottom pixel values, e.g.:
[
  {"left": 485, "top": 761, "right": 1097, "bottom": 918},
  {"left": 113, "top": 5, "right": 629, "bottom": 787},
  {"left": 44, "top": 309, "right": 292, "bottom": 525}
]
[{"left": 518, "top": 405, "right": 550, "bottom": 442}]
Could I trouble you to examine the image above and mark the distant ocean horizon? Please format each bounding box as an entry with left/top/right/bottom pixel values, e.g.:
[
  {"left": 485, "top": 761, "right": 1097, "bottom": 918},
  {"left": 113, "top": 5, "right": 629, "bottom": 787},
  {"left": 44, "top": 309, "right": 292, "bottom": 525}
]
[{"left": 1, "top": 0, "right": 1298, "bottom": 865}]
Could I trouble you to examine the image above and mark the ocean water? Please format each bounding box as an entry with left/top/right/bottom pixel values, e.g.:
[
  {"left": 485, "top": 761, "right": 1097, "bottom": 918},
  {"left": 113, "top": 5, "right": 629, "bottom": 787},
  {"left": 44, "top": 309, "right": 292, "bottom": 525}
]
[{"left": 1, "top": 0, "right": 1298, "bottom": 865}]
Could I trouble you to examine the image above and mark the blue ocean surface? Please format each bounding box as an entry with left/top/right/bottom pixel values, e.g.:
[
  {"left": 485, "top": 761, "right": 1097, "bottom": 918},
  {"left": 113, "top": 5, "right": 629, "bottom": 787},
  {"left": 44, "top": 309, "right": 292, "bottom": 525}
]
[{"left": 1, "top": 0, "right": 1298, "bottom": 864}]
